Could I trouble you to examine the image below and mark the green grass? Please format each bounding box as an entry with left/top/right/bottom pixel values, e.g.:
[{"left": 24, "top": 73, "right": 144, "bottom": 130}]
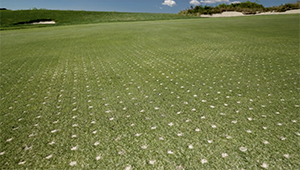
[
  {"left": 0, "top": 9, "right": 196, "bottom": 30},
  {"left": 0, "top": 14, "right": 299, "bottom": 169}
]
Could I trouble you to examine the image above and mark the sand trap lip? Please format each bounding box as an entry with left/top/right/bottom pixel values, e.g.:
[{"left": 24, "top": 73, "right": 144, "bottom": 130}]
[
  {"left": 201, "top": 9, "right": 300, "bottom": 18},
  {"left": 32, "top": 21, "right": 56, "bottom": 24}
]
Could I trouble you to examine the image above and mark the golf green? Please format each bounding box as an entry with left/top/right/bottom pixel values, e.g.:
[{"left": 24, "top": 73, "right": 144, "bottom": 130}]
[{"left": 0, "top": 14, "right": 299, "bottom": 169}]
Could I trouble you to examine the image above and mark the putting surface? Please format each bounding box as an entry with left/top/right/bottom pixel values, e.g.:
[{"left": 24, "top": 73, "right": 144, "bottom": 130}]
[{"left": 0, "top": 14, "right": 299, "bottom": 169}]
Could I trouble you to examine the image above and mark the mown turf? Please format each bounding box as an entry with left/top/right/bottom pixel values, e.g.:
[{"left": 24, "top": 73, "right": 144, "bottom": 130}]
[
  {"left": 0, "top": 14, "right": 299, "bottom": 169},
  {"left": 0, "top": 9, "right": 196, "bottom": 30}
]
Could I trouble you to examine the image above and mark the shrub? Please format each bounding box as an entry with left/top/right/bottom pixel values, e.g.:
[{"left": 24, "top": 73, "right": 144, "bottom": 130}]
[{"left": 178, "top": 1, "right": 300, "bottom": 15}]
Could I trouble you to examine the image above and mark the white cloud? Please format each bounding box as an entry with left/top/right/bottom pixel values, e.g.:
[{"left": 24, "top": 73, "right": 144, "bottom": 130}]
[
  {"left": 159, "top": 7, "right": 163, "bottom": 9},
  {"left": 190, "top": 0, "right": 200, "bottom": 6},
  {"left": 162, "top": 0, "right": 176, "bottom": 7},
  {"left": 230, "top": 1, "right": 241, "bottom": 4},
  {"left": 200, "top": 0, "right": 229, "bottom": 4}
]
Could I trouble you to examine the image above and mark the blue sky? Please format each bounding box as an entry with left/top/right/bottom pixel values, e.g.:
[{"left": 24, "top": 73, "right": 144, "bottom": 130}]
[{"left": 0, "top": 0, "right": 298, "bottom": 13}]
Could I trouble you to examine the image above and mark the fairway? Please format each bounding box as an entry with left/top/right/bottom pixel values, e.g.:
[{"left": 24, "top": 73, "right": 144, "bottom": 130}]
[{"left": 0, "top": 15, "right": 299, "bottom": 169}]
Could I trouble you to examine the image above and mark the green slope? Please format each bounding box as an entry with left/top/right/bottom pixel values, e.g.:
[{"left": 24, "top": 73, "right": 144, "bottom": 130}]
[{"left": 0, "top": 9, "right": 196, "bottom": 30}]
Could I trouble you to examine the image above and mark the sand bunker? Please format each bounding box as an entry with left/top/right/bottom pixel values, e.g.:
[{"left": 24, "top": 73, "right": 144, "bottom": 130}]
[
  {"left": 32, "top": 21, "right": 56, "bottom": 24},
  {"left": 201, "top": 9, "right": 300, "bottom": 18}
]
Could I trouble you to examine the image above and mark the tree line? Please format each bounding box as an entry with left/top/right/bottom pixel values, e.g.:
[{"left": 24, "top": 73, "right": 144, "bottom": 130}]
[{"left": 179, "top": 1, "right": 300, "bottom": 15}]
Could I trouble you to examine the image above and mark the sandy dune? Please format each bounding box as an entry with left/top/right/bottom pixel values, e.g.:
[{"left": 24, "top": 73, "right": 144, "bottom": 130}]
[{"left": 201, "top": 9, "right": 300, "bottom": 18}]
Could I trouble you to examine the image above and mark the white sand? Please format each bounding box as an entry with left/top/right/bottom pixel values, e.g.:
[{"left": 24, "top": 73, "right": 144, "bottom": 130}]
[
  {"left": 257, "top": 9, "right": 300, "bottom": 15},
  {"left": 285, "top": 9, "right": 300, "bottom": 13},
  {"left": 32, "top": 21, "right": 56, "bottom": 24},
  {"left": 201, "top": 9, "right": 300, "bottom": 18}
]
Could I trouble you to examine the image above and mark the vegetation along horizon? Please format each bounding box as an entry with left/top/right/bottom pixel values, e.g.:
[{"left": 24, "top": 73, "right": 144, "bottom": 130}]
[{"left": 0, "top": 8, "right": 299, "bottom": 169}]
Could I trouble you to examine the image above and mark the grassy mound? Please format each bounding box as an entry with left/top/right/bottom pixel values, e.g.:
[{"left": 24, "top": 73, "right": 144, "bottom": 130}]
[{"left": 0, "top": 9, "right": 196, "bottom": 30}]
